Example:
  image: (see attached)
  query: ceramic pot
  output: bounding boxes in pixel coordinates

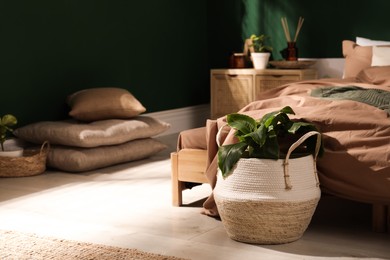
[251,52,270,69]
[0,148,24,157]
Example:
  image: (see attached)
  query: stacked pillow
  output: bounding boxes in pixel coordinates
[14,88,170,172]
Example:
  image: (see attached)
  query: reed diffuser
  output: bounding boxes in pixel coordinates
[281,17,304,61]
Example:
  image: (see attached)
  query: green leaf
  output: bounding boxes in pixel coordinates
[280,106,295,115]
[1,114,17,127]
[288,121,318,134]
[227,113,257,135]
[263,137,280,159]
[261,106,295,127]
[218,142,248,177]
[268,128,277,139]
[247,123,267,146]
[0,114,18,152]
[250,136,279,159]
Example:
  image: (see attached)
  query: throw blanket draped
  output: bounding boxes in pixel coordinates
[311,86,390,115]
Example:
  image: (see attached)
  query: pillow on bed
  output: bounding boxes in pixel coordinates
[342,40,373,78]
[14,116,170,148]
[371,46,390,66]
[356,66,390,86]
[47,138,167,172]
[67,88,146,121]
[356,37,390,46]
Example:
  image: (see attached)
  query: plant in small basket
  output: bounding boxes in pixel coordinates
[0,114,23,157]
[214,106,324,244]
[0,114,49,177]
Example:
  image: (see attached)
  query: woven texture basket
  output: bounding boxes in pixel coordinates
[0,141,49,178]
[214,131,321,244]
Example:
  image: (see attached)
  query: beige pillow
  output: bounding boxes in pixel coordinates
[371,46,390,66]
[356,66,390,86]
[14,116,170,148]
[342,40,372,78]
[67,88,146,121]
[47,138,167,172]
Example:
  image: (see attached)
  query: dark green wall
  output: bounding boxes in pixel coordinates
[1,1,209,125]
[2,0,390,126]
[209,0,390,67]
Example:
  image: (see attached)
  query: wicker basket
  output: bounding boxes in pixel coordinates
[0,141,50,178]
[214,131,322,244]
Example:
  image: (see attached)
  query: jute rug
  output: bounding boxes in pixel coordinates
[0,230,187,260]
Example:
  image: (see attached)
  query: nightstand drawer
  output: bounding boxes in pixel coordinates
[255,75,299,93]
[211,74,253,118]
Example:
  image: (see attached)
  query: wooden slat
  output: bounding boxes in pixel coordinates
[177,149,208,183]
[171,149,209,206]
[170,152,183,206]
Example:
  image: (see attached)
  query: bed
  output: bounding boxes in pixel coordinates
[171,40,390,233]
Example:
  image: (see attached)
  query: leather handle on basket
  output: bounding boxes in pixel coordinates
[283,131,322,190]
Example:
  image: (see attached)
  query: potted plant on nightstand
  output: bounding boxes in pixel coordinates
[213,106,324,244]
[0,114,23,157]
[247,34,273,69]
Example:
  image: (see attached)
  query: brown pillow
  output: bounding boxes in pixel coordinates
[356,66,390,86]
[47,138,167,172]
[14,116,170,148]
[342,40,372,78]
[67,88,146,121]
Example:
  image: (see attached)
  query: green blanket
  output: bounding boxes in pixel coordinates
[311,86,390,115]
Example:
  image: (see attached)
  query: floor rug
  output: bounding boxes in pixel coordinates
[0,230,187,260]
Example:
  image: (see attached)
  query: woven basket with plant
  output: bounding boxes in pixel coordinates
[214,106,323,244]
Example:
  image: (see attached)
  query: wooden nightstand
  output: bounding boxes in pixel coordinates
[210,68,317,119]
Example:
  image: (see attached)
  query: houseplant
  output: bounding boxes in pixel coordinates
[0,114,23,157]
[218,106,322,177]
[248,34,273,69]
[214,106,324,244]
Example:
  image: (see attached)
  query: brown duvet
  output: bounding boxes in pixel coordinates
[200,78,390,216]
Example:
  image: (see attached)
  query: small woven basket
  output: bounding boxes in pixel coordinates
[0,141,50,178]
[214,131,322,244]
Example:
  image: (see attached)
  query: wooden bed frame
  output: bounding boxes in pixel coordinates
[171,148,389,233]
[170,149,208,206]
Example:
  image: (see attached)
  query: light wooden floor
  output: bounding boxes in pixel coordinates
[0,133,389,260]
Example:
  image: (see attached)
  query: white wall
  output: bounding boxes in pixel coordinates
[301,58,345,78]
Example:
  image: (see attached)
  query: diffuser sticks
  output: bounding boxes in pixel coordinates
[281,16,304,43]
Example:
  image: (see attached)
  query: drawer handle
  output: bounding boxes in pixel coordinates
[227,74,238,77]
[271,75,283,78]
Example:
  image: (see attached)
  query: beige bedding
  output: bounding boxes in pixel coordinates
[194,77,390,216]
